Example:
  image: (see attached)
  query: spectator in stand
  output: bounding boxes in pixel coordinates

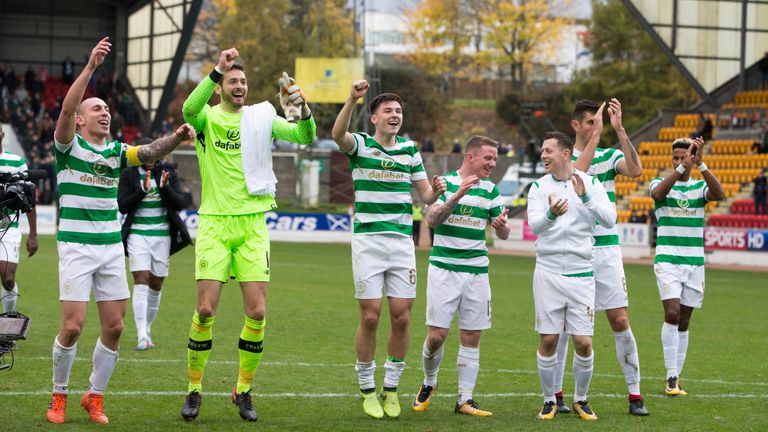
[24,66,36,93]
[35,65,48,94]
[690,112,713,141]
[451,138,462,153]
[421,137,434,153]
[629,211,648,223]
[62,56,75,84]
[758,51,768,91]
[754,169,767,215]
[38,111,55,143]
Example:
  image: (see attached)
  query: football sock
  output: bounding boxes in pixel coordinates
[661,321,679,379]
[88,338,118,395]
[146,288,162,330]
[677,330,689,378]
[553,330,569,394]
[52,336,77,394]
[355,359,376,392]
[1,283,18,312]
[383,355,405,391]
[457,345,479,406]
[187,311,215,393]
[422,341,444,387]
[614,328,641,395]
[537,351,557,404]
[132,284,149,341]
[573,351,594,402]
[236,316,265,394]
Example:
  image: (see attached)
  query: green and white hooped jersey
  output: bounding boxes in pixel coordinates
[347,132,427,236]
[55,134,129,244]
[0,150,28,233]
[572,147,624,247]
[130,168,169,237]
[429,171,505,274]
[649,177,708,266]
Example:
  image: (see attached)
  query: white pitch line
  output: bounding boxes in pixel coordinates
[2,390,766,399]
[22,357,768,388]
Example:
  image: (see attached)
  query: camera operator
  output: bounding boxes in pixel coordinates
[0,127,38,314]
[118,137,191,351]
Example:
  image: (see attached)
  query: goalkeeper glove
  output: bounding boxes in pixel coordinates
[278,72,310,122]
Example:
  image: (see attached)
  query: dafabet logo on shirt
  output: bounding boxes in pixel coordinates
[215,129,241,150]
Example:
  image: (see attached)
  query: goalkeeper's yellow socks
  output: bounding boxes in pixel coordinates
[236,316,265,394]
[187,311,215,393]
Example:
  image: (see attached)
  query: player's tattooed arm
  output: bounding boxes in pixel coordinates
[426,201,457,228]
[137,124,196,164]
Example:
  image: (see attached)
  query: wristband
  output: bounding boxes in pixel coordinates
[675,165,686,175]
[698,163,708,172]
[209,67,224,83]
[580,192,592,204]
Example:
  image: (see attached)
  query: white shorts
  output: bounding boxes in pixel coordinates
[352,234,416,299]
[0,239,20,264]
[127,234,171,277]
[58,241,130,302]
[425,264,491,331]
[594,246,628,311]
[533,267,595,336]
[654,262,705,308]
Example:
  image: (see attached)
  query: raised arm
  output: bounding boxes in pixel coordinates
[272,115,316,145]
[332,80,369,153]
[650,141,696,202]
[693,137,726,202]
[134,124,196,166]
[54,37,111,144]
[609,98,643,178]
[573,102,605,172]
[182,48,239,130]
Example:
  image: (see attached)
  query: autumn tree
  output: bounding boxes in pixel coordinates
[404,0,572,91]
[566,0,698,134]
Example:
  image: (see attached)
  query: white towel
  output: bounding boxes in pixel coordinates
[240,102,278,196]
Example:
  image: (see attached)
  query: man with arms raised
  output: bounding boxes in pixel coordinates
[179,48,315,422]
[332,80,445,419]
[412,136,509,417]
[46,37,195,425]
[649,137,724,396]
[528,131,615,421]
[554,98,648,415]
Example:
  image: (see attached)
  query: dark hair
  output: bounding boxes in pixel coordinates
[465,135,499,153]
[572,99,600,122]
[672,137,696,154]
[134,137,153,146]
[543,131,574,153]
[368,93,403,115]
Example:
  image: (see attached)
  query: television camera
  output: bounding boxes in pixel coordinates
[0,169,45,229]
[0,169,43,370]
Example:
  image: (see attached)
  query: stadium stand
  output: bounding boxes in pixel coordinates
[617,88,768,229]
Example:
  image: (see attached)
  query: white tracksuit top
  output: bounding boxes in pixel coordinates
[527,169,616,275]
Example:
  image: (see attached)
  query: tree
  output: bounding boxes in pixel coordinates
[566,0,698,134]
[404,0,572,91]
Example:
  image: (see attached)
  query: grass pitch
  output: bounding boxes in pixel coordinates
[1,236,766,431]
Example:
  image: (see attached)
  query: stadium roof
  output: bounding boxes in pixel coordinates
[0,0,202,134]
[624,0,768,103]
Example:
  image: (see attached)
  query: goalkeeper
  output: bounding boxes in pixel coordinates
[179,48,316,423]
